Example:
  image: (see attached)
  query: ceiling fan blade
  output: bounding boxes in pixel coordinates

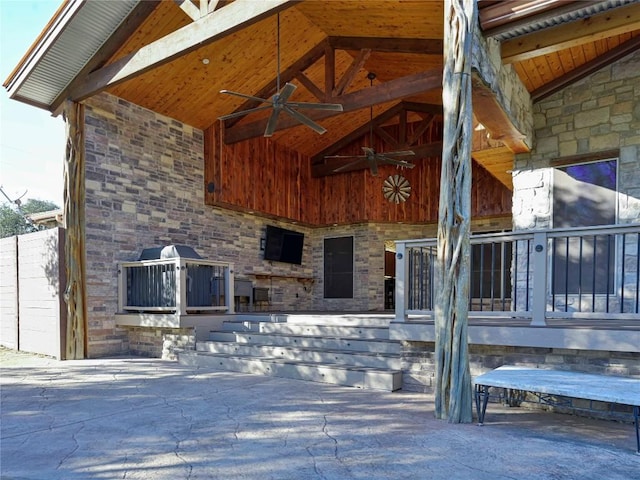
[283,106,327,135]
[361,146,375,155]
[287,101,343,111]
[277,83,297,104]
[376,156,416,168]
[220,90,270,104]
[333,158,368,173]
[218,104,273,121]
[383,150,415,157]
[324,154,367,160]
[264,109,282,137]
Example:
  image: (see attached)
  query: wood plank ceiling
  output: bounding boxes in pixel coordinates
[103,0,640,189]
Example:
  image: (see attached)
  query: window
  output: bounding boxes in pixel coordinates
[324,236,354,298]
[552,158,617,295]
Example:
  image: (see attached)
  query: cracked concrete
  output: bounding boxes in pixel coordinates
[1,349,638,480]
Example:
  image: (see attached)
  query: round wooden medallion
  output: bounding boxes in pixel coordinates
[382,174,411,203]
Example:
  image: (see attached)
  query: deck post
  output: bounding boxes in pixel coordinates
[394,242,407,322]
[176,259,187,316]
[531,232,548,326]
[117,264,126,313]
[226,264,235,314]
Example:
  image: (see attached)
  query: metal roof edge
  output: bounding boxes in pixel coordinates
[3,0,84,99]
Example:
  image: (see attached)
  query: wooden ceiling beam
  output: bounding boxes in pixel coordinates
[333,48,371,96]
[401,101,443,115]
[374,125,401,149]
[501,3,640,63]
[294,71,326,102]
[176,0,200,21]
[328,36,443,54]
[69,0,297,102]
[311,103,404,163]
[325,43,335,97]
[471,74,529,154]
[531,35,640,102]
[407,114,436,146]
[224,68,442,144]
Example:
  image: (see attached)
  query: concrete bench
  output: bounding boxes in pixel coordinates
[473,366,640,454]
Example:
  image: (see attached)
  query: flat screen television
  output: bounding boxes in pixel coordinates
[263,225,304,265]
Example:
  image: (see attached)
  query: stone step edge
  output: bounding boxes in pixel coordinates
[177,350,402,391]
[213,331,399,343]
[197,341,400,359]
[181,349,402,374]
[220,323,391,333]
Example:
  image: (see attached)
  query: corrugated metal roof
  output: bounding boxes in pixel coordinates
[6,0,139,108]
[491,0,638,41]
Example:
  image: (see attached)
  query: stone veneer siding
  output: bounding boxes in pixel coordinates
[401,342,640,419]
[127,327,195,360]
[82,93,510,357]
[513,50,640,229]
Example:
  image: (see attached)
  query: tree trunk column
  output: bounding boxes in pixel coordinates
[63,100,87,360]
[434,0,476,423]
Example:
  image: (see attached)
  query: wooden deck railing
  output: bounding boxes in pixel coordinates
[117,258,235,314]
[394,224,640,325]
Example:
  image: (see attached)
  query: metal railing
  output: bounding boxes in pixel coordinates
[394,224,640,325]
[118,258,235,314]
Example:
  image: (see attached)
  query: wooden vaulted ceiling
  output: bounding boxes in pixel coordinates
[90,0,639,188]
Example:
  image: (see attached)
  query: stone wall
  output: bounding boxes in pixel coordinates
[513,50,640,230]
[401,342,640,419]
[127,327,195,360]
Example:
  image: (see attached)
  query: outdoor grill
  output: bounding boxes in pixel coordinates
[125,245,227,312]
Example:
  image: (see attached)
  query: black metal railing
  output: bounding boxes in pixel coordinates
[118,258,234,314]
[395,224,640,325]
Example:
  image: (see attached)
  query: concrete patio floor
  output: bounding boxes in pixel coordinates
[1,348,638,480]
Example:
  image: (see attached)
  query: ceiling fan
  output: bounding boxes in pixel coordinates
[326,73,415,176]
[218,13,343,137]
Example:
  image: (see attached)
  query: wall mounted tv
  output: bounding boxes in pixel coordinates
[264,225,304,265]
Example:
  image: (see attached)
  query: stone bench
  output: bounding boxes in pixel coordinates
[473,365,640,454]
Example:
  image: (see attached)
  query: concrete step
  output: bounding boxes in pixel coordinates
[219,321,391,339]
[211,331,402,355]
[196,341,402,370]
[177,349,402,391]
[272,314,393,327]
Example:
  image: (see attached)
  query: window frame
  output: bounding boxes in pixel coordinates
[550,154,620,298]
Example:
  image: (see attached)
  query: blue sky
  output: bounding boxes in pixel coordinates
[1,0,65,206]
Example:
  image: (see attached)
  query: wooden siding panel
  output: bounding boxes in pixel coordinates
[0,236,18,350]
[204,124,511,225]
[16,229,65,360]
